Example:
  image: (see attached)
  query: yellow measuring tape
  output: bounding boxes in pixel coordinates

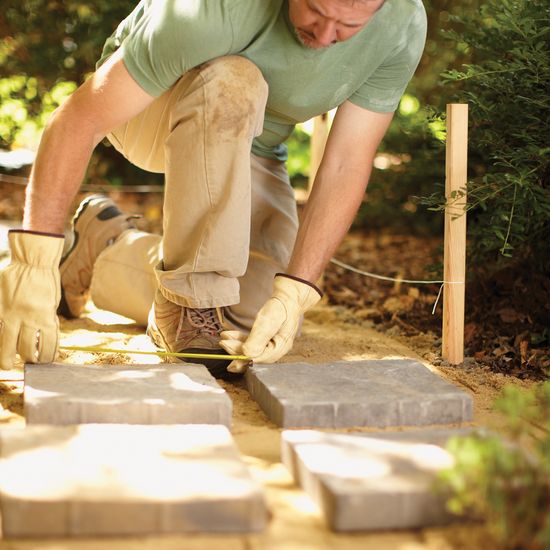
[59,345,250,361]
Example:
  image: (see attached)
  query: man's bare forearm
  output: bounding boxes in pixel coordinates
[286,102,393,284]
[286,161,371,284]
[23,104,100,233]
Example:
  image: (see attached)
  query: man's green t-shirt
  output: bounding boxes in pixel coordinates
[99,0,427,161]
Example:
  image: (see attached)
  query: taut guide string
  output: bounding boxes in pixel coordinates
[329,258,464,315]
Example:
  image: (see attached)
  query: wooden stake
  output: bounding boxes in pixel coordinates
[442,104,468,365]
[307,113,330,196]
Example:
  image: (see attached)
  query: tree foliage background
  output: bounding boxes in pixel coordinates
[1,0,549,274]
[0,0,161,186]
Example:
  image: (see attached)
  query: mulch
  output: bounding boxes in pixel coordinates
[324,231,550,381]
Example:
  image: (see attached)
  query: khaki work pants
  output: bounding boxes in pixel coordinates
[89,56,299,331]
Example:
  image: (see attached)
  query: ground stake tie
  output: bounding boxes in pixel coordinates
[60,345,250,361]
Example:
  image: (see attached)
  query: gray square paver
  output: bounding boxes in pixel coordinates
[282,428,471,531]
[246,359,472,428]
[0,424,268,537]
[25,363,232,426]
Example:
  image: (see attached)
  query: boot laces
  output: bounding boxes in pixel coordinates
[183,307,221,337]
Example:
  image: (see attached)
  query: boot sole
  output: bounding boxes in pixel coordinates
[58,196,99,318]
[58,195,123,318]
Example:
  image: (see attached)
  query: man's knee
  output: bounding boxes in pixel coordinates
[201,56,268,137]
[204,56,267,98]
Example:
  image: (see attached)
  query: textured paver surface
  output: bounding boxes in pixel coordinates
[0,424,267,537]
[25,363,232,426]
[282,428,471,531]
[246,359,473,427]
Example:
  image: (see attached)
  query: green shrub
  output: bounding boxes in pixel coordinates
[423,0,550,272]
[1,1,134,84]
[0,1,136,149]
[0,76,76,150]
[0,1,163,187]
[439,382,550,549]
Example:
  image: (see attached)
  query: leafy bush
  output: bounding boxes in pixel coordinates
[423,0,550,272]
[0,0,163,187]
[0,76,76,150]
[439,382,550,549]
[0,1,136,148]
[1,1,134,83]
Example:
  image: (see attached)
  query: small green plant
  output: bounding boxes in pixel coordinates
[439,382,550,549]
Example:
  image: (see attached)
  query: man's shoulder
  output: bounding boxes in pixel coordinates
[226,0,283,26]
[403,0,427,22]
[225,0,285,48]
[402,0,426,11]
[375,0,426,38]
[135,0,283,48]
[381,0,426,22]
[400,0,426,22]
[146,0,282,29]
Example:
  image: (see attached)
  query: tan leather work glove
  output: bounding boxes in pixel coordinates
[220,273,322,371]
[0,230,64,369]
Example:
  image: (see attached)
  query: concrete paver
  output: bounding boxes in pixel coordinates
[0,424,268,537]
[246,359,472,427]
[25,363,232,426]
[282,428,471,531]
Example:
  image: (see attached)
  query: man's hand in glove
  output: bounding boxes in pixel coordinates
[0,230,64,369]
[220,273,322,372]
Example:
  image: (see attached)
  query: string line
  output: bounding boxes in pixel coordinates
[329,258,464,314]
[330,258,463,285]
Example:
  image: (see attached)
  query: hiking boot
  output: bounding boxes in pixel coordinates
[59,194,139,318]
[147,290,237,379]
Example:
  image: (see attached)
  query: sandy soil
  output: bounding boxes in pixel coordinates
[0,300,534,550]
